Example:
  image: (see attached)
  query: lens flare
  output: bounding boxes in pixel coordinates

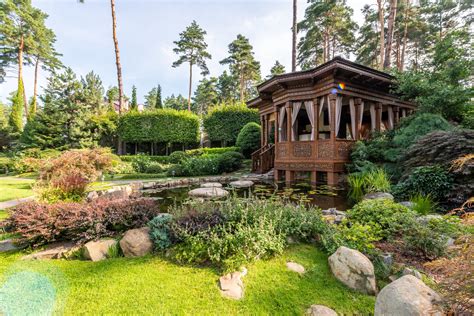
[338,83,346,90]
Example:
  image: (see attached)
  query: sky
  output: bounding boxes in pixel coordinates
[0,0,366,104]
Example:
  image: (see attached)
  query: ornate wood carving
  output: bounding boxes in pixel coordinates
[318,142,334,159]
[277,144,288,158]
[293,143,312,157]
[337,141,353,160]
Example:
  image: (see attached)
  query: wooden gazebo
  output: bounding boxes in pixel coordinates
[248,57,415,186]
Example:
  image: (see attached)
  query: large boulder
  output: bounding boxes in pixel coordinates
[188,187,229,198]
[83,239,117,262]
[200,182,223,188]
[0,239,18,253]
[375,275,444,316]
[306,305,337,316]
[219,270,246,300]
[363,192,394,201]
[229,180,254,188]
[328,246,377,295]
[120,227,153,257]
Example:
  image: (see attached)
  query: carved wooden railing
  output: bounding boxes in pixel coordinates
[251,143,275,174]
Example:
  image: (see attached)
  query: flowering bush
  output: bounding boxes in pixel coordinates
[4,198,159,247]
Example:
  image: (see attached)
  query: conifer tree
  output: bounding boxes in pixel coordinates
[9,79,24,133]
[155,85,163,109]
[131,85,137,110]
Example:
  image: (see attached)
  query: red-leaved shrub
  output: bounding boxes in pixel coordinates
[3,198,160,247]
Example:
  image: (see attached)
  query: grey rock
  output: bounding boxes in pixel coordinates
[86,191,99,201]
[380,253,393,267]
[375,275,444,316]
[334,215,345,224]
[22,242,79,260]
[286,261,305,274]
[306,305,338,316]
[229,180,254,188]
[402,267,422,280]
[418,215,443,225]
[219,271,245,300]
[0,239,18,252]
[83,239,117,261]
[328,246,377,295]
[188,187,229,198]
[399,201,415,209]
[363,192,394,201]
[120,227,153,257]
[200,182,223,188]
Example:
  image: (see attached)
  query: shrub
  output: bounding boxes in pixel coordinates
[0,156,13,174]
[410,194,437,215]
[321,222,382,255]
[168,151,189,164]
[348,168,391,202]
[36,148,113,202]
[148,214,174,251]
[347,199,410,238]
[166,163,186,177]
[185,147,240,156]
[4,198,159,247]
[131,154,152,173]
[393,165,452,201]
[217,151,244,173]
[120,155,170,164]
[118,109,199,144]
[236,122,261,158]
[181,155,220,176]
[203,104,259,145]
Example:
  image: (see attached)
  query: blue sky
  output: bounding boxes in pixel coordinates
[0,0,365,104]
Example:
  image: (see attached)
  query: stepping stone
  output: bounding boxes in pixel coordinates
[363,192,394,200]
[286,261,305,274]
[219,270,245,300]
[306,305,337,316]
[229,180,254,188]
[188,187,229,198]
[0,239,18,252]
[200,182,223,188]
[21,242,79,260]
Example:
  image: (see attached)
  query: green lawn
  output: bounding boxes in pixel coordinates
[0,177,35,202]
[0,244,375,315]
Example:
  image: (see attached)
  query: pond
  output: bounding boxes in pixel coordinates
[142,181,351,212]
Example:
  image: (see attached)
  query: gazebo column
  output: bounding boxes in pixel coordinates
[394,106,400,126]
[314,98,320,140]
[285,102,294,186]
[375,103,382,132]
[327,172,338,187]
[260,115,265,147]
[329,94,337,140]
[274,108,279,143]
[354,98,362,140]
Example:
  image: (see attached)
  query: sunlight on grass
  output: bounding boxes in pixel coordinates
[0,245,375,314]
[0,178,35,202]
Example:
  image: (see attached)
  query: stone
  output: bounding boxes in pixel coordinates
[380,253,393,267]
[363,192,394,201]
[229,180,254,188]
[306,305,338,316]
[328,246,377,295]
[120,227,153,257]
[83,239,117,262]
[417,214,443,225]
[286,261,305,274]
[142,182,156,190]
[86,190,99,201]
[219,271,245,300]
[96,186,133,202]
[334,214,345,224]
[22,242,79,260]
[375,275,444,316]
[0,239,18,252]
[188,187,229,198]
[402,267,422,280]
[399,201,415,209]
[200,182,223,188]
[445,237,455,247]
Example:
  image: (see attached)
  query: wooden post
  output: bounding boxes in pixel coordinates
[394,106,400,125]
[275,109,279,143]
[354,98,362,140]
[327,172,339,187]
[260,115,265,147]
[274,169,280,182]
[285,170,294,186]
[311,170,317,188]
[313,98,319,140]
[375,103,382,132]
[286,102,292,142]
[329,94,337,140]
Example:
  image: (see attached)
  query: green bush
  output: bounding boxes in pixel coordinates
[393,165,452,201]
[217,151,244,173]
[166,164,186,177]
[120,155,170,164]
[321,223,382,255]
[131,154,152,173]
[410,194,437,215]
[168,151,189,164]
[185,147,240,156]
[148,214,174,251]
[181,155,220,176]
[348,168,391,202]
[347,199,410,238]
[118,109,199,144]
[203,104,259,145]
[236,122,261,158]
[0,156,13,174]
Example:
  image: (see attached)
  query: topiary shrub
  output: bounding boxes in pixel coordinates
[168,151,189,164]
[185,147,240,156]
[203,104,259,146]
[217,151,244,173]
[236,122,261,158]
[393,165,453,201]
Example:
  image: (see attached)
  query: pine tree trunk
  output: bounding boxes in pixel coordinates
[110,0,124,114]
[32,56,40,116]
[292,0,297,72]
[377,0,385,69]
[400,1,409,71]
[188,62,193,111]
[384,0,398,69]
[18,35,28,116]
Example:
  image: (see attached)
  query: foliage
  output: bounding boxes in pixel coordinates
[236,122,261,158]
[144,85,163,109]
[192,77,218,115]
[347,199,410,239]
[268,60,285,78]
[220,34,261,102]
[347,168,391,202]
[148,213,174,251]
[120,155,169,164]
[177,155,220,176]
[321,223,381,255]
[130,85,137,110]
[163,94,188,111]
[393,165,452,201]
[216,151,244,173]
[36,148,113,202]
[203,104,259,145]
[130,154,165,174]
[410,194,437,215]
[168,151,189,164]
[8,82,24,133]
[4,198,159,247]
[185,146,239,156]
[118,109,199,144]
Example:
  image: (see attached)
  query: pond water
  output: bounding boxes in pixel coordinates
[142,181,351,212]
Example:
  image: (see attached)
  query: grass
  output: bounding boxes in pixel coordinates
[0,177,35,202]
[0,244,375,315]
[410,194,437,215]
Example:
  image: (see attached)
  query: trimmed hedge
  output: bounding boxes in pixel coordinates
[203,104,259,144]
[118,109,199,143]
[185,146,240,156]
[120,155,170,164]
[236,122,261,158]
